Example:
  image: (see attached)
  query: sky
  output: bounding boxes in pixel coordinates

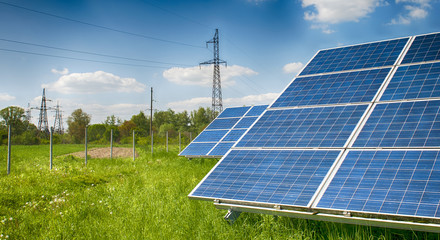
[0,0,439,128]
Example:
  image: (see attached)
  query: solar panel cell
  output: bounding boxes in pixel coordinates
[208,142,235,156]
[402,33,440,64]
[353,100,440,148]
[317,150,440,218]
[300,38,408,76]
[206,118,241,130]
[191,150,340,207]
[237,105,367,148]
[192,130,228,143]
[217,106,251,118]
[179,142,218,156]
[273,69,390,108]
[381,62,440,101]
[246,105,268,116]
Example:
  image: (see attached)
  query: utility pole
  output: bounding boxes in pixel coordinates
[150,87,153,154]
[200,29,227,118]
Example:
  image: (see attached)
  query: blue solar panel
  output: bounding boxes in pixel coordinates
[217,106,251,118]
[380,62,440,101]
[237,105,368,148]
[179,105,267,157]
[300,38,408,76]
[223,129,247,142]
[206,118,241,130]
[234,117,258,129]
[353,100,440,148]
[180,143,218,156]
[208,142,235,156]
[246,105,268,117]
[402,33,440,64]
[192,130,228,143]
[317,150,440,218]
[190,149,340,207]
[272,69,390,108]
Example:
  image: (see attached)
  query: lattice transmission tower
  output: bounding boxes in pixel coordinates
[33,88,50,133]
[200,29,227,118]
[52,101,64,134]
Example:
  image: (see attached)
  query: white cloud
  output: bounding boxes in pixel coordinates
[167,93,278,112]
[283,62,305,75]
[0,93,16,102]
[390,0,431,24]
[51,68,69,75]
[42,71,146,94]
[163,65,258,87]
[301,0,383,33]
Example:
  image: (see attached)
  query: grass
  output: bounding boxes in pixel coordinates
[0,144,439,239]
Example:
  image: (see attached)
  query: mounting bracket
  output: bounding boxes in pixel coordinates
[224,209,241,225]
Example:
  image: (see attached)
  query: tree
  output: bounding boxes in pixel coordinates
[67,109,91,143]
[190,107,213,133]
[119,120,136,138]
[87,124,106,142]
[104,115,122,126]
[131,111,149,136]
[0,106,31,136]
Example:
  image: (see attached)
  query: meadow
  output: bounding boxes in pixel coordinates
[0,144,439,239]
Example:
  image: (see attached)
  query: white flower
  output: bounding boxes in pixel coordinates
[9,217,12,221]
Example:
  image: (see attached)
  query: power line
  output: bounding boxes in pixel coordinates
[0,38,192,67]
[0,1,205,49]
[0,48,170,68]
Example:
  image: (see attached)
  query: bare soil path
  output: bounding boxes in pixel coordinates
[68,147,138,159]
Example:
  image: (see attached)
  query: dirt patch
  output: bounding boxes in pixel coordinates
[68,147,138,159]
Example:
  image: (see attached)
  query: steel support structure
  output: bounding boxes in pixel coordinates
[200,29,227,118]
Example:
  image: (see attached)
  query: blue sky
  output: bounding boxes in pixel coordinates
[0,0,439,127]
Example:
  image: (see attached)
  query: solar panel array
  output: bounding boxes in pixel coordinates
[189,32,440,230]
[179,105,268,158]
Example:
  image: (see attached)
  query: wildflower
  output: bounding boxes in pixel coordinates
[99,200,102,204]
[110,211,113,215]
[9,217,12,221]
[41,195,45,198]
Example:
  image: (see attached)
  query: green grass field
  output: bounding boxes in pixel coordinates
[0,144,439,239]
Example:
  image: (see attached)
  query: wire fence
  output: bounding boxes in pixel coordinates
[3,125,193,175]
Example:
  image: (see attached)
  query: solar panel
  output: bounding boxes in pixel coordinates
[179,142,217,156]
[179,105,267,158]
[317,150,440,219]
[353,100,440,148]
[234,117,258,129]
[190,149,341,207]
[217,106,251,118]
[402,33,440,64]
[208,142,235,156]
[380,62,440,101]
[300,38,408,76]
[237,105,367,148]
[272,68,391,108]
[192,130,228,143]
[246,105,269,116]
[189,33,440,231]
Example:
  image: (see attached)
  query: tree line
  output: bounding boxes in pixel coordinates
[0,106,216,145]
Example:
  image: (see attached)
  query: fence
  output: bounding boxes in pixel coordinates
[3,125,193,175]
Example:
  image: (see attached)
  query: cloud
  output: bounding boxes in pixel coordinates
[390,0,430,24]
[167,92,278,112]
[0,93,16,102]
[43,71,146,94]
[301,0,383,33]
[283,62,305,75]
[51,68,69,75]
[163,65,258,87]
